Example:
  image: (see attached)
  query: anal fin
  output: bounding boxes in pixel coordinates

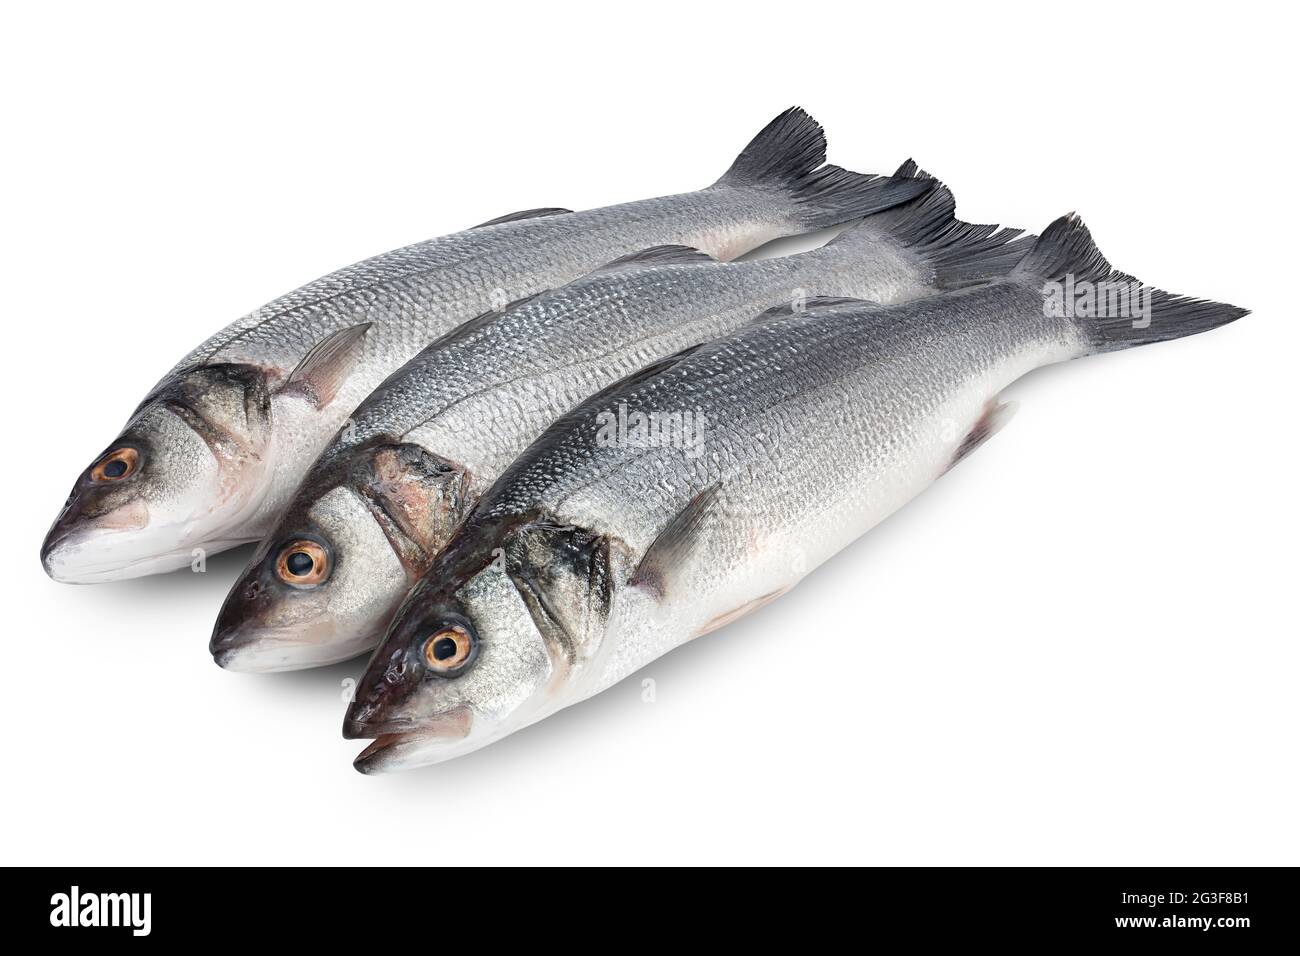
[945,397,1017,474]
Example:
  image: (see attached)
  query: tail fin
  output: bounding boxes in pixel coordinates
[829,160,1034,288]
[716,107,929,229]
[1014,214,1248,352]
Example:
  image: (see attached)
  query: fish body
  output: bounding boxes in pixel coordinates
[344,215,1247,772]
[211,173,1032,670]
[42,108,926,583]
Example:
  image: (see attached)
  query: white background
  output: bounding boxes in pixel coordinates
[2,2,1294,865]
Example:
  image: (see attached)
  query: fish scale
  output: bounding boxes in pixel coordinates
[46,107,927,584]
[211,169,1031,671]
[343,214,1246,771]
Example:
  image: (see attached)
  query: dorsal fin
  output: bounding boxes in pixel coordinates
[892,158,936,181]
[752,295,874,323]
[472,207,573,229]
[280,323,371,408]
[590,245,717,274]
[629,483,722,600]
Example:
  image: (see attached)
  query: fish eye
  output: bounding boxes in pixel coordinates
[422,624,476,675]
[90,447,139,483]
[275,539,330,588]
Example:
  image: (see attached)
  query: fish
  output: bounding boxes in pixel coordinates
[40,107,928,583]
[342,213,1247,772]
[209,166,1033,671]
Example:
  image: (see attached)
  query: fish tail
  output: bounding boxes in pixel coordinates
[716,107,929,228]
[1013,214,1249,352]
[829,161,1034,288]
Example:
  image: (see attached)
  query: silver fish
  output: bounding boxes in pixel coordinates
[343,214,1247,772]
[41,108,926,583]
[210,167,1031,671]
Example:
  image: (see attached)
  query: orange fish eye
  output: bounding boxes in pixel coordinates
[275,539,330,587]
[422,624,475,674]
[90,447,140,482]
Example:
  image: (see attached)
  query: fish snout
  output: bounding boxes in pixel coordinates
[342,603,480,748]
[210,589,314,673]
[209,619,265,672]
[40,518,78,582]
[209,557,311,671]
[212,622,373,672]
[210,562,275,668]
[40,497,151,583]
[211,559,383,672]
[343,639,426,738]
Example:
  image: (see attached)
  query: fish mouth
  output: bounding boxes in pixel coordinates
[343,716,416,740]
[346,708,475,774]
[39,500,207,584]
[211,618,375,673]
[43,532,252,584]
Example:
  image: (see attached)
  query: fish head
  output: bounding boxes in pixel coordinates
[344,513,617,772]
[41,363,273,583]
[210,442,473,671]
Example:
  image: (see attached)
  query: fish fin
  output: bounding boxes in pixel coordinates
[1012,212,1112,286]
[715,107,929,229]
[752,295,874,323]
[590,245,717,274]
[280,323,371,408]
[1014,214,1248,352]
[550,346,712,439]
[892,159,934,180]
[580,343,708,408]
[945,399,1018,474]
[629,483,722,600]
[830,163,1032,289]
[698,587,790,637]
[472,207,573,228]
[428,292,545,349]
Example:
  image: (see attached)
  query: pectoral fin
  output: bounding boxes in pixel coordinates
[280,323,371,409]
[629,483,722,601]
